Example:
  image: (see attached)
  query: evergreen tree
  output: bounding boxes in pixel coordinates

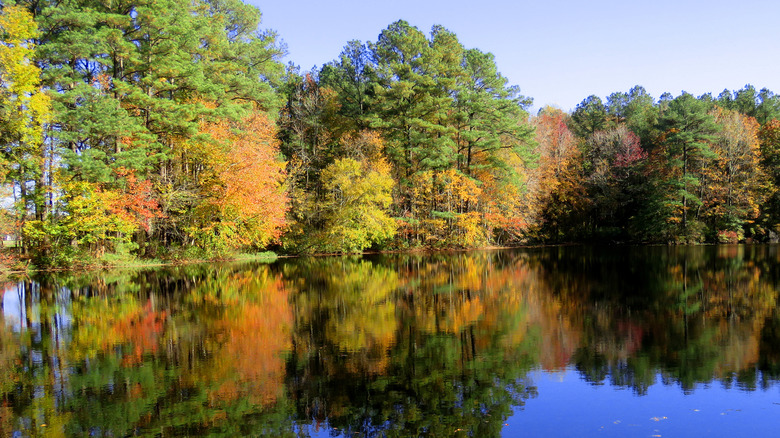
[649,93,719,242]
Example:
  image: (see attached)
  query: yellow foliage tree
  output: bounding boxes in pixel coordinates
[24,180,138,263]
[401,169,486,247]
[0,5,50,153]
[0,5,51,236]
[317,156,396,252]
[475,148,530,245]
[702,107,769,238]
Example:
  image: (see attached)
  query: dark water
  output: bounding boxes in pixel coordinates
[2,245,780,437]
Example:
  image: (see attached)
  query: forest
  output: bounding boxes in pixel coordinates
[3,0,780,268]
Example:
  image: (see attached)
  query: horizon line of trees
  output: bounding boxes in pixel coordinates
[3,0,780,267]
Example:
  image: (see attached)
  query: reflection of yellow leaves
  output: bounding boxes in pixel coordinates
[0,314,20,395]
[291,260,400,375]
[336,307,396,374]
[416,297,484,334]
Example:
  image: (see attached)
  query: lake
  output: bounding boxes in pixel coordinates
[2,245,780,436]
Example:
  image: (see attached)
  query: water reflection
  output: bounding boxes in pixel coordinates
[1,245,780,436]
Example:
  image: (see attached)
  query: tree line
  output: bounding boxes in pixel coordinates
[531,86,780,244]
[3,0,780,266]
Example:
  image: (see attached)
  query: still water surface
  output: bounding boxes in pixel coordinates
[2,245,780,436]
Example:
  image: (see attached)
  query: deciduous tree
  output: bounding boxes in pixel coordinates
[700,108,767,238]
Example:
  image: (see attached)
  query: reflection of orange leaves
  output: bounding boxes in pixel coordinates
[416,294,485,333]
[212,291,292,406]
[713,319,759,375]
[114,300,167,366]
[525,285,580,371]
[125,383,145,402]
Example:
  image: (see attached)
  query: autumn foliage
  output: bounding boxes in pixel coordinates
[525,107,588,241]
[192,111,288,255]
[7,0,780,266]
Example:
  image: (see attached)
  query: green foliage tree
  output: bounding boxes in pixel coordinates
[716,85,780,124]
[369,21,458,186]
[12,0,285,263]
[319,40,376,135]
[611,86,657,147]
[287,21,536,250]
[649,92,719,242]
[453,48,534,178]
[584,125,648,239]
[570,95,607,138]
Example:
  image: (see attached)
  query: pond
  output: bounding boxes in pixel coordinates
[1,245,780,436]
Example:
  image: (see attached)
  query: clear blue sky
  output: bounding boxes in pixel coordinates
[249,0,780,112]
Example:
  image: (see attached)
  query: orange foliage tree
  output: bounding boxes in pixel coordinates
[526,107,588,241]
[190,111,288,255]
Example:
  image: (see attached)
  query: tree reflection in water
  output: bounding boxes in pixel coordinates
[1,245,780,436]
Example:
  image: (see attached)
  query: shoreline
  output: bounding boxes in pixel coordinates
[3,240,774,277]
